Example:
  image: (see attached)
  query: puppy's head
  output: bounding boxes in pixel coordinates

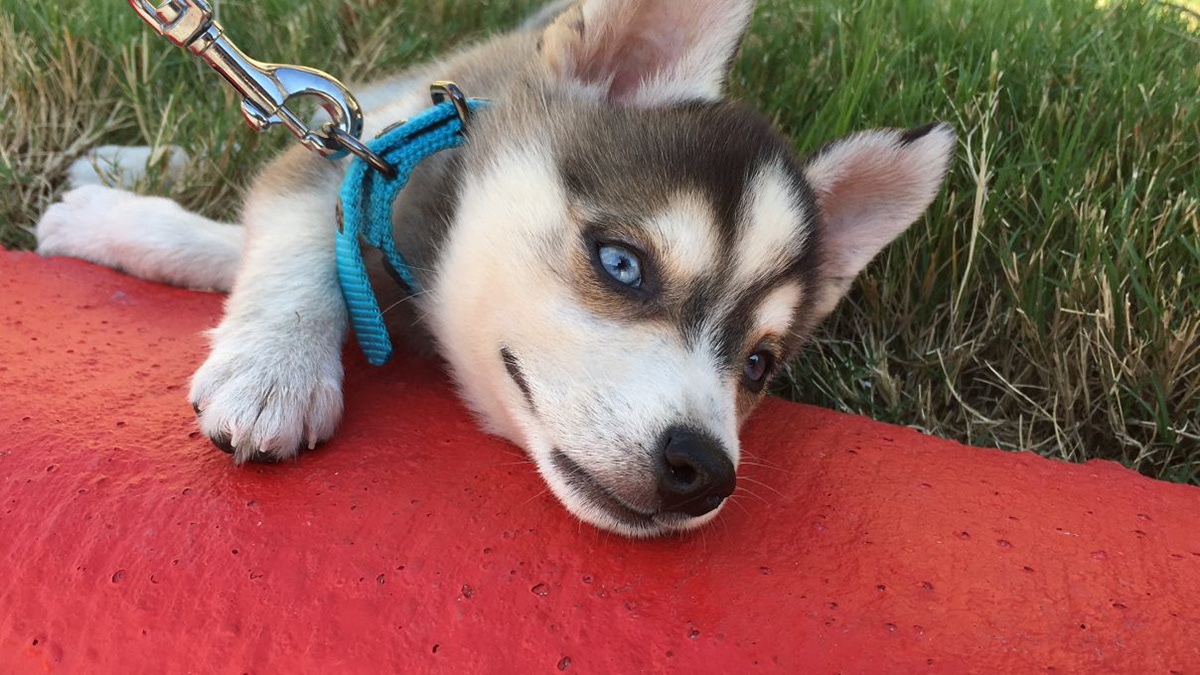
[429,0,955,537]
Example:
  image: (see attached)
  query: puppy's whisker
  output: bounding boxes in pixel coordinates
[489,460,537,469]
[726,496,751,517]
[732,485,768,504]
[740,476,786,499]
[395,263,437,274]
[379,290,431,317]
[497,447,528,461]
[517,488,550,508]
[739,460,789,474]
[740,450,787,471]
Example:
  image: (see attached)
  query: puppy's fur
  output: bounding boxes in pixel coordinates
[36,0,954,537]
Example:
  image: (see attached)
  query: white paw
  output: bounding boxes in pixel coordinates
[36,185,129,260]
[35,185,242,291]
[189,325,344,463]
[36,185,167,264]
[67,144,189,190]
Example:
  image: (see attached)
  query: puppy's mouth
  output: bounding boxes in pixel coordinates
[501,347,694,535]
[551,450,688,532]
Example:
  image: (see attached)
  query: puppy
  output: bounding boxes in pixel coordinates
[36,0,954,537]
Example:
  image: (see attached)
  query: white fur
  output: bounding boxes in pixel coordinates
[650,193,720,281]
[754,283,803,337]
[429,145,568,448]
[189,187,350,463]
[618,0,755,107]
[36,183,242,292]
[735,161,810,285]
[177,73,438,463]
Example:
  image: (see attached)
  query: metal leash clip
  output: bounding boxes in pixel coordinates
[430,81,473,128]
[128,0,387,168]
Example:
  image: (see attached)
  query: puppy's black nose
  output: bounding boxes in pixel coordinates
[657,427,736,517]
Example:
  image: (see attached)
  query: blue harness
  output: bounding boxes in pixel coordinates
[336,96,486,366]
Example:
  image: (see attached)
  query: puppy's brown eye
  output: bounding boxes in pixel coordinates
[744,350,775,391]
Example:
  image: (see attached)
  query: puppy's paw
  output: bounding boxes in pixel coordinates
[189,334,344,463]
[36,185,145,263]
[35,185,194,267]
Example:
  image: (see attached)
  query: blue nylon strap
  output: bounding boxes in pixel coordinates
[336,99,485,366]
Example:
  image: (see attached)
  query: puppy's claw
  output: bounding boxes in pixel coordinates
[211,433,236,455]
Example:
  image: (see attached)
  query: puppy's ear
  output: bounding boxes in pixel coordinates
[805,123,956,319]
[539,0,754,107]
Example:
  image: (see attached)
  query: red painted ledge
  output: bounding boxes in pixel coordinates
[1,250,1198,673]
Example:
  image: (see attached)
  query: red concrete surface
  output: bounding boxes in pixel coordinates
[1,249,1198,673]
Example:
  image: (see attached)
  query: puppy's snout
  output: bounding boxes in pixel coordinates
[657,427,736,517]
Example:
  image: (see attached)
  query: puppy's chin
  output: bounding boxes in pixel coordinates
[578,503,722,539]
[562,490,724,539]
[529,445,724,539]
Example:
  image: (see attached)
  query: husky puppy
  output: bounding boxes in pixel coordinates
[35,0,954,537]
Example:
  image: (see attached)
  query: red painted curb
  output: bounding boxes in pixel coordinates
[1,250,1198,673]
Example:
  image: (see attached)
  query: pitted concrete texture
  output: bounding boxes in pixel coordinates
[2,250,1198,673]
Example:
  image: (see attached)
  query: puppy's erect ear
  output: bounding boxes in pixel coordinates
[805,123,956,319]
[540,0,754,107]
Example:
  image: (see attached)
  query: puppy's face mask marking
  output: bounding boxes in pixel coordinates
[426,0,955,537]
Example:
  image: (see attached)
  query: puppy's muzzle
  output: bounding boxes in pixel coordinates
[657,426,736,517]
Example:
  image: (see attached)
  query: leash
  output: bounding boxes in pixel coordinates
[337,84,486,366]
[129,1,485,366]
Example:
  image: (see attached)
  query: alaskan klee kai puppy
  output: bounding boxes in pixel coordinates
[35,0,954,537]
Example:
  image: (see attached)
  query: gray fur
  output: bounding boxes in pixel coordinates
[382,27,821,371]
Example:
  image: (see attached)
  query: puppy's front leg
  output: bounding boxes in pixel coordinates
[190,149,348,462]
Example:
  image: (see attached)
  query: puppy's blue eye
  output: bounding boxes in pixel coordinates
[598,244,642,288]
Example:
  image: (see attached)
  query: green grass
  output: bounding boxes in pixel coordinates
[1,1,1197,481]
